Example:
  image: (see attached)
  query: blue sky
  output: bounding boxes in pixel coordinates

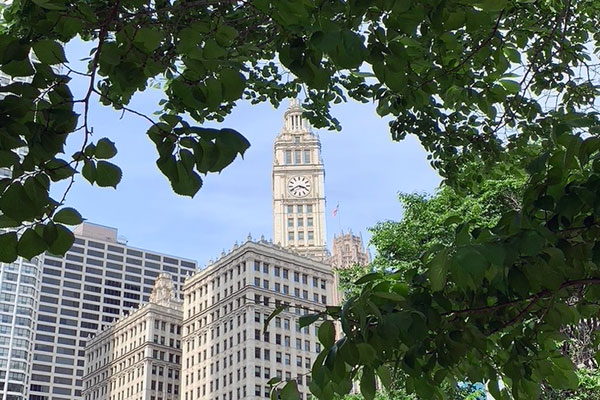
[52,42,441,265]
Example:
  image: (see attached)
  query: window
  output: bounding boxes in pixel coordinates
[308,231,314,241]
[287,218,293,228]
[302,274,308,284]
[263,280,269,289]
[283,285,289,294]
[254,277,260,287]
[287,205,293,214]
[294,150,301,164]
[306,204,313,213]
[283,269,289,279]
[297,205,303,214]
[298,231,304,241]
[307,217,313,227]
[294,272,300,282]
[312,277,318,287]
[297,218,304,227]
[274,267,280,277]
[255,347,261,359]
[303,149,311,164]
[263,263,269,274]
[288,232,294,241]
[254,262,260,271]
[275,283,281,292]
[284,150,292,164]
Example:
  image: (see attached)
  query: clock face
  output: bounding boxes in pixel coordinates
[288,176,311,197]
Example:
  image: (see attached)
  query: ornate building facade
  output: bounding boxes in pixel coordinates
[329,231,371,270]
[82,274,183,400]
[179,239,334,400]
[272,100,328,261]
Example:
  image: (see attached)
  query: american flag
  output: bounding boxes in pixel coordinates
[332,203,339,217]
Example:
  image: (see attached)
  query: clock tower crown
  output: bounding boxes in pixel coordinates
[272,100,328,261]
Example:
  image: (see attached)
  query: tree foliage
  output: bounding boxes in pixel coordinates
[370,172,524,272]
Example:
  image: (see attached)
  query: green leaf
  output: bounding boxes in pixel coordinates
[17,228,48,259]
[94,138,118,159]
[134,27,164,52]
[354,272,382,285]
[204,39,227,59]
[46,158,76,182]
[32,40,67,64]
[0,182,37,221]
[299,313,321,328]
[428,249,448,291]
[373,291,405,301]
[1,58,35,77]
[95,161,122,188]
[360,367,376,400]
[451,246,489,288]
[280,380,299,400]
[500,79,521,94]
[318,320,335,348]
[376,365,392,389]
[82,160,96,184]
[220,68,246,101]
[53,207,83,225]
[170,160,203,197]
[0,232,18,263]
[47,224,74,255]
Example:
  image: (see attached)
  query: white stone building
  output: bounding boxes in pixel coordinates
[180,239,335,400]
[83,273,183,400]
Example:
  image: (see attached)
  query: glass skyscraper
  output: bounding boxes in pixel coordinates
[0,257,42,400]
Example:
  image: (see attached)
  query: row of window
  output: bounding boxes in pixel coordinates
[286,204,313,214]
[72,238,195,268]
[287,230,315,242]
[284,149,311,165]
[252,279,327,304]
[253,261,327,289]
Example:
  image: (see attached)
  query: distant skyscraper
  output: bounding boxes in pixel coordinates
[272,100,328,261]
[83,273,183,400]
[0,256,42,400]
[180,239,335,400]
[29,222,196,400]
[329,231,370,270]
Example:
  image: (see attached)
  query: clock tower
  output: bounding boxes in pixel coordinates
[272,99,328,260]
